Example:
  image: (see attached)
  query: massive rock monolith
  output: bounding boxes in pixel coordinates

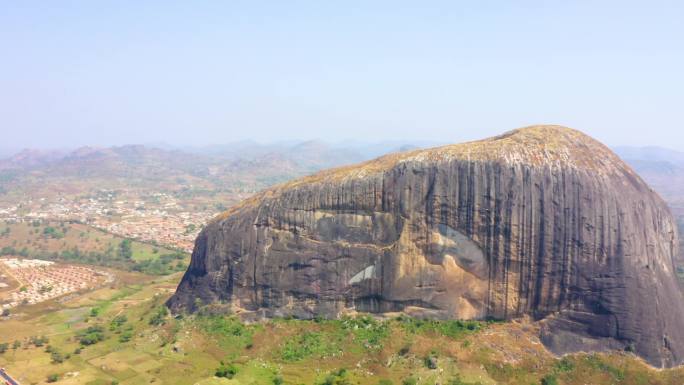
[168,125,684,367]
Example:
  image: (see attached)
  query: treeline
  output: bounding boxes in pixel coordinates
[0,243,187,276]
[131,252,187,275]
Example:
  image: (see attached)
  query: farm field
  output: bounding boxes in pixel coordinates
[2,271,684,385]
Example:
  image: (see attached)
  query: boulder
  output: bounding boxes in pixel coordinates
[169,125,684,367]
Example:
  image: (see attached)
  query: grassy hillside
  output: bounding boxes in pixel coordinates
[1,272,683,385]
[0,221,188,275]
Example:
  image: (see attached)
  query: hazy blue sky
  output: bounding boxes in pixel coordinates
[1,1,683,150]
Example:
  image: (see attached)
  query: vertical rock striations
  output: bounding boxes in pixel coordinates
[168,125,684,367]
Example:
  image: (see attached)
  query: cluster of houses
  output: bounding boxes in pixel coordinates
[0,191,217,252]
[91,207,212,252]
[0,258,108,309]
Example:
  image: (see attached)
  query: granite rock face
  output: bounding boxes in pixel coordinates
[168,125,684,367]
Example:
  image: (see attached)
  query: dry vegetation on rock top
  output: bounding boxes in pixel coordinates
[221,125,638,217]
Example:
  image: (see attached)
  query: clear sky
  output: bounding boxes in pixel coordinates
[1,1,683,150]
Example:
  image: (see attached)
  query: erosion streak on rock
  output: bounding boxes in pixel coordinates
[169,125,684,368]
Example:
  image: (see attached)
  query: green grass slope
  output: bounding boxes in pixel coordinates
[1,272,683,385]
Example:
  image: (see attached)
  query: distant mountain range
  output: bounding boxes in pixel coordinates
[0,140,436,170]
[3,141,683,210]
[0,140,432,204]
[613,146,684,215]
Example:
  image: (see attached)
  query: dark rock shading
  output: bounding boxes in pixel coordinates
[168,125,684,368]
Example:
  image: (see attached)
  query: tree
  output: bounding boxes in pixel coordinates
[12,340,21,350]
[118,239,133,259]
[51,350,65,364]
[0,342,9,354]
[118,331,133,343]
[78,325,105,346]
[110,315,127,330]
[43,226,64,239]
[184,224,196,235]
[30,335,49,347]
[215,362,238,379]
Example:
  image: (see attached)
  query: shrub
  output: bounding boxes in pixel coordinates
[47,373,59,383]
[78,325,106,345]
[281,331,338,362]
[340,315,390,350]
[398,344,411,356]
[318,369,350,385]
[118,330,133,343]
[541,375,558,385]
[51,350,65,364]
[149,306,169,326]
[43,226,64,239]
[402,377,417,385]
[378,380,394,385]
[584,354,625,381]
[447,376,481,385]
[424,351,438,369]
[29,335,49,347]
[198,315,255,350]
[79,334,101,345]
[554,357,574,372]
[273,375,284,385]
[321,375,336,385]
[397,316,484,339]
[215,362,238,379]
[0,342,8,354]
[110,315,127,329]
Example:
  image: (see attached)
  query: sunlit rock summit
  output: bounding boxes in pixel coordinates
[169,125,684,367]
